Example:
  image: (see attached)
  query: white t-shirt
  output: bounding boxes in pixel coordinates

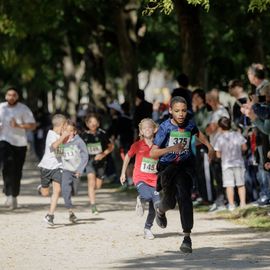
[208,105,230,144]
[38,130,62,170]
[0,102,36,146]
[214,131,246,170]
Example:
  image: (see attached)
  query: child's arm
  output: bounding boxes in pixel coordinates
[196,131,215,161]
[120,154,131,185]
[215,150,221,158]
[51,130,70,150]
[94,142,114,161]
[150,143,184,159]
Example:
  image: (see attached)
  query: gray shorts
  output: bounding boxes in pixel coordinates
[85,160,107,180]
[222,167,245,187]
[40,168,62,188]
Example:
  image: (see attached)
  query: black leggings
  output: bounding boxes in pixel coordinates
[0,141,27,197]
[158,162,194,233]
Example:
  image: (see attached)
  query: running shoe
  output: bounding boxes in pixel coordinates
[69,212,78,223]
[180,236,192,253]
[44,214,54,226]
[91,205,99,215]
[144,228,155,240]
[155,208,167,228]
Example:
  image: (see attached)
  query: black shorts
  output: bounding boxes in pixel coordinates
[85,160,107,180]
[40,168,62,188]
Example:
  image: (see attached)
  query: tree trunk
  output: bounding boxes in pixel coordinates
[62,36,85,118]
[111,0,139,107]
[174,0,205,87]
[84,41,108,110]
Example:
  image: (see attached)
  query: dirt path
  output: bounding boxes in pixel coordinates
[0,158,270,270]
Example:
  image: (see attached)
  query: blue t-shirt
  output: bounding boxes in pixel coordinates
[153,118,199,164]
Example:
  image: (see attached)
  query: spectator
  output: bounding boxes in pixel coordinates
[133,89,153,132]
[0,87,36,209]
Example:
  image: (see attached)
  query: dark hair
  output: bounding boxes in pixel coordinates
[176,73,189,88]
[121,101,130,114]
[85,112,100,124]
[218,116,231,130]
[170,96,187,107]
[136,89,145,100]
[248,63,265,80]
[228,79,243,89]
[192,88,206,104]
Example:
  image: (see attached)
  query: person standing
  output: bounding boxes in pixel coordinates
[0,87,36,209]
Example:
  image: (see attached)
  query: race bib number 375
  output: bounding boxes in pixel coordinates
[168,131,191,150]
[140,157,158,174]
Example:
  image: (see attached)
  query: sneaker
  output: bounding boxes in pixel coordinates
[44,214,54,226]
[135,196,145,217]
[37,185,42,195]
[144,228,155,240]
[11,197,18,209]
[91,205,99,215]
[180,236,192,253]
[155,208,167,228]
[257,196,270,207]
[208,203,217,212]
[228,204,236,212]
[4,195,12,207]
[69,212,78,223]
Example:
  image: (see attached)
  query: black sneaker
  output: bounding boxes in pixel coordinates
[180,236,192,253]
[44,214,54,226]
[69,212,78,223]
[155,208,167,228]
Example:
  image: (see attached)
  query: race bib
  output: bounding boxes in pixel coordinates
[55,144,64,158]
[140,157,158,174]
[168,131,191,150]
[87,142,102,155]
[63,145,77,160]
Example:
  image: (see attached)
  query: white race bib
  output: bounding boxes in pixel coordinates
[140,157,158,174]
[87,142,102,155]
[63,145,77,160]
[168,131,191,150]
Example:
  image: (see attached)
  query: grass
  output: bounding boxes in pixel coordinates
[214,206,270,231]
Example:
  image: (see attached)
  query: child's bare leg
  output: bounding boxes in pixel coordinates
[237,185,246,207]
[87,173,96,204]
[48,181,61,215]
[40,187,50,197]
[226,186,235,206]
[96,178,103,189]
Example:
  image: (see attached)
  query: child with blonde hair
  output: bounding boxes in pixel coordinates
[120,118,160,240]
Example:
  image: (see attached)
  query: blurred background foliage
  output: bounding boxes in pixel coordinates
[0,0,270,114]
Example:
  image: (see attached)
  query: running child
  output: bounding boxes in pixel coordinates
[150,96,215,253]
[80,113,114,214]
[214,116,247,211]
[56,120,88,222]
[120,118,159,240]
[38,114,67,225]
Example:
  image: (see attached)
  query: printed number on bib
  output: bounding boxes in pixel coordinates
[55,145,64,157]
[63,145,77,160]
[140,158,158,174]
[87,142,102,155]
[168,131,191,150]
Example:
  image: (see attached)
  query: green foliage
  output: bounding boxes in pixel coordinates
[249,0,270,11]
[142,0,174,15]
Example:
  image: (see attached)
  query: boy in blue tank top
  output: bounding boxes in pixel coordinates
[150,96,215,253]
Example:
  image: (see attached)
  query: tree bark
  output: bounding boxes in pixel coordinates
[111,0,139,107]
[174,0,205,86]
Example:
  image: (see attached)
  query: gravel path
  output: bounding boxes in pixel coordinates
[0,158,270,270]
